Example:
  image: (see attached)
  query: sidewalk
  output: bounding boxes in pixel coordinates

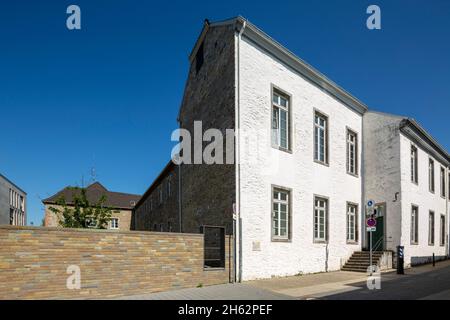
[114,260,450,300]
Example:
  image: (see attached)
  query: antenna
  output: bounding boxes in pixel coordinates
[91,167,96,183]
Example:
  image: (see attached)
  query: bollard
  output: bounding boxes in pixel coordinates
[397,245,404,275]
[433,253,435,267]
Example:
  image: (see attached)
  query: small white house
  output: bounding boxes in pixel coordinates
[363,111,449,267]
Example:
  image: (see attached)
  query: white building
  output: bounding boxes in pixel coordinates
[364,112,449,267]
[151,16,450,281]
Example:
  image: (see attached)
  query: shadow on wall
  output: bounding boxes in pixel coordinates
[411,255,448,267]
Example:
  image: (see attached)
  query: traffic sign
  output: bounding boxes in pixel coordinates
[366,218,377,227]
[367,226,376,232]
[367,200,375,207]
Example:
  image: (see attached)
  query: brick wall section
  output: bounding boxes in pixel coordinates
[178,23,236,234]
[0,226,233,299]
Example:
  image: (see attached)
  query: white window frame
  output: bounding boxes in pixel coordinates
[429,158,435,193]
[314,111,328,165]
[314,196,328,242]
[440,167,446,198]
[411,145,418,184]
[271,187,290,241]
[346,129,358,175]
[271,90,290,151]
[440,214,446,246]
[110,218,119,230]
[346,203,358,243]
[428,211,435,246]
[411,205,419,244]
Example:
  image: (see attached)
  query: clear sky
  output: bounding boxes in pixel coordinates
[1,0,449,226]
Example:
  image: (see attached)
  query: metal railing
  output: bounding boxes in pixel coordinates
[372,236,384,252]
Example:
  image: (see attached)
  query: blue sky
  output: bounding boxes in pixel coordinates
[1,0,449,225]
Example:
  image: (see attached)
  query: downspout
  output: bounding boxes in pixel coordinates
[178,118,183,233]
[234,18,246,283]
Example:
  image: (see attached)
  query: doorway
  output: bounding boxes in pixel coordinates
[368,203,385,251]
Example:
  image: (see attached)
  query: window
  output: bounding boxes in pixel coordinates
[440,167,446,198]
[346,203,358,243]
[411,205,419,244]
[411,145,418,184]
[110,218,119,230]
[440,215,445,246]
[271,90,290,150]
[314,111,328,164]
[150,197,153,211]
[195,42,204,74]
[428,211,435,245]
[346,129,358,175]
[314,196,328,242]
[168,221,172,232]
[429,158,435,192]
[272,188,290,240]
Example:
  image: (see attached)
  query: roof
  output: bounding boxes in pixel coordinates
[135,160,176,208]
[399,118,450,165]
[0,173,27,195]
[42,182,141,210]
[185,16,369,116]
[366,111,450,165]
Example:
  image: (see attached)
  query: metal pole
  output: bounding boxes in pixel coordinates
[370,231,372,271]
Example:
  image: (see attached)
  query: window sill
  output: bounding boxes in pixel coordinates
[428,243,435,246]
[313,240,328,244]
[346,171,359,178]
[346,241,359,245]
[271,145,292,154]
[314,160,329,167]
[411,242,418,245]
[271,238,291,243]
[203,267,225,271]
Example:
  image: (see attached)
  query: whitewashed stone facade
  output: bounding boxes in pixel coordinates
[364,112,449,267]
[170,16,449,280]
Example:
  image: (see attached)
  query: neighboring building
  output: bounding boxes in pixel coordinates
[43,182,140,231]
[134,161,179,232]
[134,17,449,281]
[363,112,449,267]
[0,173,26,226]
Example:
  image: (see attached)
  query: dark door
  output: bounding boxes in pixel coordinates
[371,216,384,251]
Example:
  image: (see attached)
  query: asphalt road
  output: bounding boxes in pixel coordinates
[322,263,450,300]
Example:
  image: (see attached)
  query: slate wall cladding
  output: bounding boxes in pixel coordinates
[178,23,236,235]
[0,226,232,299]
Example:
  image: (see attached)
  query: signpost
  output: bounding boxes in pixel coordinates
[366,200,375,274]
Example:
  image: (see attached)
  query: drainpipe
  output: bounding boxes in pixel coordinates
[177,118,183,233]
[234,18,246,283]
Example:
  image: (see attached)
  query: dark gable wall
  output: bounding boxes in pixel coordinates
[134,24,236,235]
[178,24,236,235]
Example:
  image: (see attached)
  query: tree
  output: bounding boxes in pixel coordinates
[49,187,113,229]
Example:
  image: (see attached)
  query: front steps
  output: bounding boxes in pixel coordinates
[342,251,386,272]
